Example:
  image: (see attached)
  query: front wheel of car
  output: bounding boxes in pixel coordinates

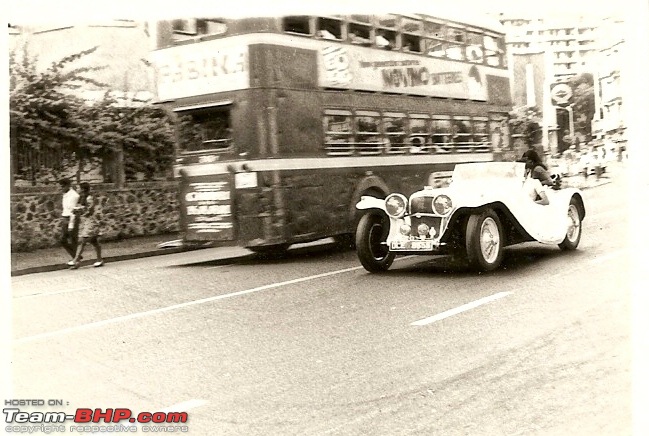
[465,209,504,272]
[559,198,582,250]
[355,212,395,273]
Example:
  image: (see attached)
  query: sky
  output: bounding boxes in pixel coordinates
[3,0,639,23]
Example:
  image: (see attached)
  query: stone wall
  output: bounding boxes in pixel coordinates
[10,182,180,252]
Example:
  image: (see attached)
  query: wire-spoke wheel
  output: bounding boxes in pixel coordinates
[465,209,504,272]
[559,198,583,250]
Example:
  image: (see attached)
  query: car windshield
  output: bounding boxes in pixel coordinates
[451,162,525,183]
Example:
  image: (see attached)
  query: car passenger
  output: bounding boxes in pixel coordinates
[521,149,554,186]
[518,155,550,205]
[523,169,550,205]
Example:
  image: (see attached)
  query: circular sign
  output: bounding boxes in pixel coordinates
[551,83,573,106]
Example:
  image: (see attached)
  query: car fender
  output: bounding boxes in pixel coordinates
[356,195,386,213]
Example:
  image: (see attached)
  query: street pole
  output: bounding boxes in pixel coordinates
[566,105,575,138]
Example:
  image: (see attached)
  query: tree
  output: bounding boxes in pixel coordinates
[567,73,595,143]
[10,43,176,185]
[10,44,107,184]
[509,106,542,147]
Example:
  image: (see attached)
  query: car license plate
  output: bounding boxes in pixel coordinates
[390,240,434,250]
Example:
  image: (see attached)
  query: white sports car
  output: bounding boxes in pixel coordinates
[355,161,585,272]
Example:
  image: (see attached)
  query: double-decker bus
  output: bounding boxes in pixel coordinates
[150,13,513,253]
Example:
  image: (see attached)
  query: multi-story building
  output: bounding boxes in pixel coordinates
[591,17,626,155]
[498,13,623,154]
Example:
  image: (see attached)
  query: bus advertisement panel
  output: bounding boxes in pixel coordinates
[320,45,487,100]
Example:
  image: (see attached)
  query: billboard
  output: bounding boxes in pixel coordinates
[319,45,488,101]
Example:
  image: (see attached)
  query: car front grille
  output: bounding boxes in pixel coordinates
[409,215,442,239]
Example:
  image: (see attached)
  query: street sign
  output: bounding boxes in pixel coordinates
[550,82,573,107]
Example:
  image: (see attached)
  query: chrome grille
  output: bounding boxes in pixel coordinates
[409,215,442,238]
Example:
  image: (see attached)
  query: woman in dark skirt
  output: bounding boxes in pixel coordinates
[70,182,104,269]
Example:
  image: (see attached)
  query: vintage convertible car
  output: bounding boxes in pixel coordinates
[355,161,585,272]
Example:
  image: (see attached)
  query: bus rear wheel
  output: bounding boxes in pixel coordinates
[248,243,290,258]
[355,213,395,273]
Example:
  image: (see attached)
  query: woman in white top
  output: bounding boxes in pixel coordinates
[523,172,550,205]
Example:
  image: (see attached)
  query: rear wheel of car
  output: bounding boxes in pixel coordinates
[559,198,582,250]
[465,209,504,272]
[355,212,395,273]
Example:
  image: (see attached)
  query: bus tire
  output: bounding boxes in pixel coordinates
[355,212,395,273]
[333,233,356,251]
[248,243,290,258]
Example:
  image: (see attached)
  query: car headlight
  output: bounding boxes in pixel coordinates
[385,194,408,218]
[433,195,453,215]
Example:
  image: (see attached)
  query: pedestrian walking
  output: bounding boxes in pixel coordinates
[59,178,80,265]
[69,182,104,269]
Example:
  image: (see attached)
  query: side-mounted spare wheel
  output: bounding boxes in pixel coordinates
[355,212,395,273]
[465,209,504,272]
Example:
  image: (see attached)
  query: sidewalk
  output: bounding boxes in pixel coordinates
[9,233,215,277]
[9,162,624,277]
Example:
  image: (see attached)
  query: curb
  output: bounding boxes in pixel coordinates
[10,247,188,277]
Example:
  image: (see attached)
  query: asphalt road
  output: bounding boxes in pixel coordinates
[8,175,637,435]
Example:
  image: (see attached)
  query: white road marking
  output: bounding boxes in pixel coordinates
[13,255,415,344]
[15,266,364,344]
[411,291,513,326]
[13,287,89,299]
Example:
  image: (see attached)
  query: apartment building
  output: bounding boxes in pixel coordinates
[498,13,625,153]
[591,17,626,152]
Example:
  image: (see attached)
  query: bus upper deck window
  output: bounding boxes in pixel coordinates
[402,34,421,53]
[348,23,371,46]
[317,17,342,40]
[466,32,484,64]
[283,16,311,35]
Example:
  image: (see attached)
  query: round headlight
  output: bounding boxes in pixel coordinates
[399,224,411,235]
[385,194,407,218]
[417,223,430,236]
[433,195,453,215]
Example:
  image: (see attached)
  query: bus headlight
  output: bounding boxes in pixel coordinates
[385,194,408,218]
[433,195,453,215]
[399,224,411,235]
[417,223,430,236]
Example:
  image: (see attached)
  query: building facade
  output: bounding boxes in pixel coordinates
[590,17,626,155]
[498,13,624,154]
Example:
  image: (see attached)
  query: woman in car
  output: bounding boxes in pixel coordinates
[521,149,554,186]
[518,152,550,205]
